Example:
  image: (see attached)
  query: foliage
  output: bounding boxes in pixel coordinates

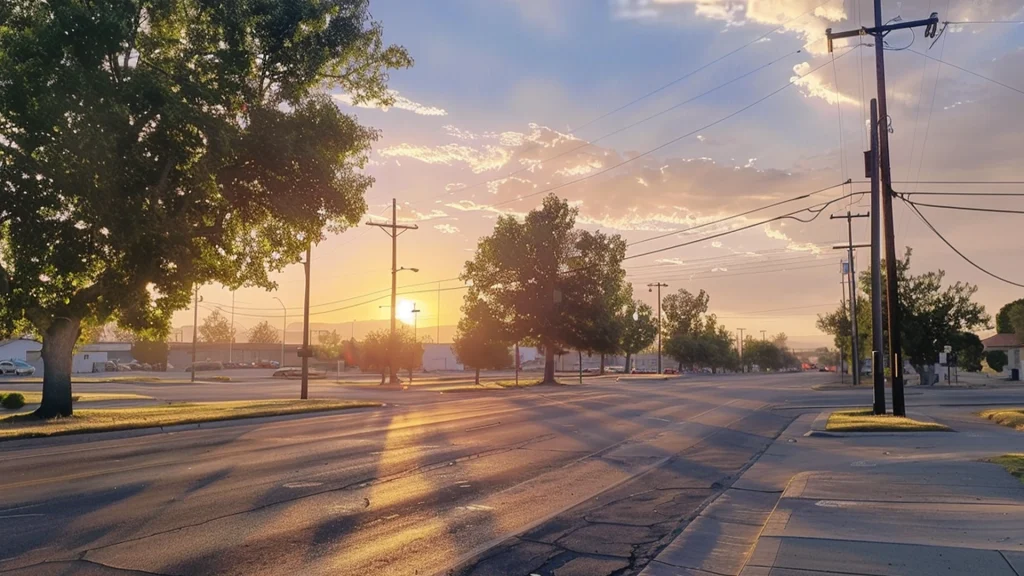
[340,338,361,368]
[453,297,513,381]
[817,248,989,375]
[247,321,281,344]
[1009,303,1024,344]
[359,327,420,380]
[620,301,658,371]
[662,289,709,336]
[948,332,983,372]
[315,330,341,358]
[460,195,627,383]
[198,310,235,343]
[1,392,26,410]
[0,0,411,417]
[996,299,1024,334]
[986,350,1009,372]
[814,347,840,367]
[660,288,737,372]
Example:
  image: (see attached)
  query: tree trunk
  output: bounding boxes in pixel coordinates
[36,317,81,418]
[379,370,385,385]
[625,353,632,374]
[600,354,605,375]
[542,346,556,384]
[475,367,480,385]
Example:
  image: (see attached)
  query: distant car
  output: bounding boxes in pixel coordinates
[256,360,280,369]
[663,368,678,375]
[185,361,225,372]
[0,360,35,376]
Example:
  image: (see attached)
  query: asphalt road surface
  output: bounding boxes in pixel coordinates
[1,373,1018,576]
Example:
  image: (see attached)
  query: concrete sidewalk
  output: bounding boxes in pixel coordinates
[641,405,1024,576]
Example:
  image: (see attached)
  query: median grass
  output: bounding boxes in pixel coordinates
[0,399,380,440]
[1,391,152,404]
[826,408,950,432]
[989,454,1024,483]
[980,408,1024,431]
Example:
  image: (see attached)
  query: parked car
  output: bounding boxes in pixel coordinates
[256,360,280,369]
[663,368,678,375]
[185,361,225,372]
[0,360,35,376]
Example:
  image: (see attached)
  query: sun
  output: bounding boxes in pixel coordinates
[395,299,417,325]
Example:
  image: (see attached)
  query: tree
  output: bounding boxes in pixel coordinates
[316,330,342,359]
[620,301,658,373]
[0,0,412,417]
[361,329,391,384]
[248,321,280,344]
[461,195,627,384]
[814,347,839,368]
[996,299,1024,333]
[199,310,235,343]
[340,338,361,369]
[948,332,983,372]
[817,248,989,384]
[1009,303,1024,344]
[453,298,512,384]
[662,289,710,336]
[394,327,423,380]
[986,350,1009,373]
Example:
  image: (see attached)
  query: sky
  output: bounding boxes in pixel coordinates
[173,0,1024,349]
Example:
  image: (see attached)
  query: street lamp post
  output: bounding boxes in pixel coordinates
[647,283,668,374]
[272,296,286,368]
[387,267,418,385]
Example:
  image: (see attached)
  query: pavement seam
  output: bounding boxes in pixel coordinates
[649,559,732,576]
[1000,550,1023,576]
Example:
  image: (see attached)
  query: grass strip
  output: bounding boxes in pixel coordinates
[826,408,949,432]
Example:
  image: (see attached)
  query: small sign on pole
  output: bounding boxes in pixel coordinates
[943,345,952,353]
[939,352,948,366]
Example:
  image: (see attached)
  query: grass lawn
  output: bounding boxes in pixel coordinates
[989,454,1024,483]
[1,391,152,404]
[980,408,1024,431]
[0,399,380,440]
[826,408,950,432]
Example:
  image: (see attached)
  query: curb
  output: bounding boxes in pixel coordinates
[0,404,385,451]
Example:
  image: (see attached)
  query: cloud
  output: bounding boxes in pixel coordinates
[378,143,512,173]
[333,90,447,116]
[791,61,859,106]
[434,224,460,234]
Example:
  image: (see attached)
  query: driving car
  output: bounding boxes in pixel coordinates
[0,359,36,376]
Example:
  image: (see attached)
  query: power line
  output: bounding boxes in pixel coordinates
[623,190,868,262]
[902,198,1024,288]
[633,261,838,282]
[203,276,463,312]
[945,20,1024,24]
[906,48,1024,97]
[567,0,839,134]
[627,180,850,247]
[492,47,860,210]
[899,196,1024,215]
[626,254,835,280]
[900,191,1024,197]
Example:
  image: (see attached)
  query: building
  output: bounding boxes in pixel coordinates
[982,333,1022,380]
[0,338,42,362]
[422,343,463,372]
[168,342,303,369]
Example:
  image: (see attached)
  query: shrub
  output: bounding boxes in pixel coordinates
[986,350,1009,373]
[1,392,26,410]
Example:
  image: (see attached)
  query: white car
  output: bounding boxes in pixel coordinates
[0,360,36,376]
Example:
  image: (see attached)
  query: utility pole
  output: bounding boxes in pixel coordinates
[300,243,311,400]
[272,296,286,369]
[648,282,668,374]
[229,291,234,364]
[761,330,767,342]
[827,1,939,414]
[869,99,886,414]
[436,282,441,345]
[840,273,846,385]
[738,328,746,371]
[367,199,418,386]
[832,211,869,387]
[411,303,421,383]
[191,285,201,383]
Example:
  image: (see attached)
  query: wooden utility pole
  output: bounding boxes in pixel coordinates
[737,328,746,370]
[647,282,668,374]
[300,243,311,400]
[827,3,939,416]
[191,285,200,383]
[832,212,869,387]
[869,99,886,414]
[367,199,418,385]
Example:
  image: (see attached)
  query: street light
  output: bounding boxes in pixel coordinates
[272,296,286,368]
[387,266,419,385]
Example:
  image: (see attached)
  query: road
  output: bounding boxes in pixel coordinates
[1,373,1020,576]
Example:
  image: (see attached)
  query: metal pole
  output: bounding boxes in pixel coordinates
[847,215,861,387]
[738,328,746,371]
[840,274,846,385]
[191,285,199,382]
[515,343,520,387]
[229,291,234,363]
[870,99,886,413]
[761,330,767,342]
[648,282,667,374]
[873,0,906,416]
[300,243,311,399]
[273,297,286,368]
[437,282,441,345]
[390,199,398,385]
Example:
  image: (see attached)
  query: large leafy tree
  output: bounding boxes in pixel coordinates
[0,0,411,416]
[996,299,1024,334]
[198,310,235,343]
[452,297,512,384]
[359,327,418,384]
[948,331,983,372]
[1009,303,1024,344]
[620,301,657,373]
[817,249,989,383]
[247,321,280,344]
[462,195,627,384]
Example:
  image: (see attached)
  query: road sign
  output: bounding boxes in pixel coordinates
[943,345,952,353]
[939,352,947,365]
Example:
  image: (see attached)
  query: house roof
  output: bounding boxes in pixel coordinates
[981,333,1023,350]
[0,338,42,348]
